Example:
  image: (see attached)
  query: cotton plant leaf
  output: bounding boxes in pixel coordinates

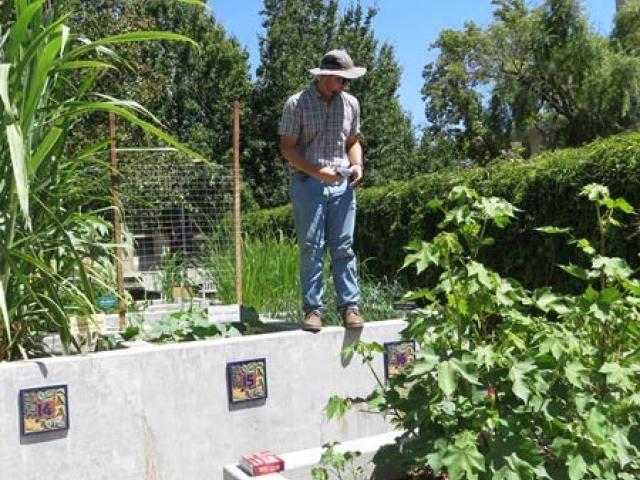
[509,360,536,403]
[437,360,458,397]
[567,453,587,480]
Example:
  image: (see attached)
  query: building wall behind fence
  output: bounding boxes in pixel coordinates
[0,320,405,480]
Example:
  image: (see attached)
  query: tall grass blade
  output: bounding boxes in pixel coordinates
[0,280,12,347]
[5,0,46,60]
[6,123,30,228]
[28,126,62,176]
[56,60,116,71]
[0,64,10,112]
[21,32,63,131]
[63,103,205,161]
[70,32,199,58]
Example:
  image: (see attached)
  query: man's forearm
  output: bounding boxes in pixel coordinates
[347,140,363,166]
[281,145,317,176]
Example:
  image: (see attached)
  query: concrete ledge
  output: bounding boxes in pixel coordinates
[223,431,403,480]
[0,319,406,480]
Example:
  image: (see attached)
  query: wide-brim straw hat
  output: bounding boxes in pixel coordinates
[309,49,367,79]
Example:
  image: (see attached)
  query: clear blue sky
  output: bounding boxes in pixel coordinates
[208,1,617,127]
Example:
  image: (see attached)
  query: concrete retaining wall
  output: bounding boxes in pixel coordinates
[0,320,405,480]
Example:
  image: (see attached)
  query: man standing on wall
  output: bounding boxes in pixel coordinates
[279,49,366,332]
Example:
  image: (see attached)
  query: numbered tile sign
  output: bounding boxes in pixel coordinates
[227,358,268,404]
[384,341,416,381]
[19,385,69,435]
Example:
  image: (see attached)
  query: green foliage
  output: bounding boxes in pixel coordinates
[328,186,640,479]
[421,0,640,166]
[613,0,640,54]
[245,133,640,292]
[146,307,240,343]
[0,1,204,360]
[311,442,365,480]
[206,231,300,315]
[69,0,253,176]
[158,246,190,301]
[206,230,402,324]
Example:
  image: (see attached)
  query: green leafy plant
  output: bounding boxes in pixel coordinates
[328,185,640,479]
[159,246,190,301]
[311,442,365,480]
[0,1,205,360]
[206,230,402,324]
[147,307,240,343]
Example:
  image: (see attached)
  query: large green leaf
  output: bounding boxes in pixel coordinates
[28,126,62,176]
[437,360,458,397]
[612,429,632,468]
[62,103,205,161]
[567,453,587,480]
[443,431,486,479]
[21,30,63,131]
[0,64,11,111]
[509,360,536,403]
[565,360,590,388]
[4,0,46,61]
[69,31,199,59]
[6,123,30,227]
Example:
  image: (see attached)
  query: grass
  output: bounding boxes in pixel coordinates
[206,232,403,325]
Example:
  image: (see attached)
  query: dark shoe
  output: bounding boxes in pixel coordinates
[302,310,323,332]
[342,307,364,328]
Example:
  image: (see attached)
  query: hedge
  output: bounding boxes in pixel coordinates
[244,133,640,290]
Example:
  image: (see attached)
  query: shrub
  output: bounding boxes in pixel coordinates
[244,133,640,291]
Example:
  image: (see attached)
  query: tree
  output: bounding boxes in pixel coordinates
[421,0,640,167]
[335,5,419,185]
[421,23,497,166]
[71,0,253,164]
[612,0,640,54]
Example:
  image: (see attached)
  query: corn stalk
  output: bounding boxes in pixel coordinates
[0,0,205,360]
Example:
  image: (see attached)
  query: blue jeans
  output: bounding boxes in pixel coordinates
[289,174,359,315]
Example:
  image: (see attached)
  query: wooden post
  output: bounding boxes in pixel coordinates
[232,102,243,305]
[109,113,127,330]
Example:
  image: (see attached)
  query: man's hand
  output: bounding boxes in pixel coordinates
[316,166,342,184]
[350,164,363,187]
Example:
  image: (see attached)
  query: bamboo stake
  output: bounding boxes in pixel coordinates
[232,102,243,305]
[109,113,127,330]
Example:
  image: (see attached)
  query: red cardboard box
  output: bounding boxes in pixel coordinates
[239,450,285,476]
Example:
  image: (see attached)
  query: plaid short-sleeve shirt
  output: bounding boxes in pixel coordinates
[279,86,361,172]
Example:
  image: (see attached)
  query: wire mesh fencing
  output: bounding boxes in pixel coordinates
[118,149,236,303]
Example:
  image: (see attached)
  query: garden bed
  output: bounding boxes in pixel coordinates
[0,320,404,480]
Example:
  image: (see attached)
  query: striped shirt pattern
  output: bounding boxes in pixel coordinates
[279,87,361,172]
